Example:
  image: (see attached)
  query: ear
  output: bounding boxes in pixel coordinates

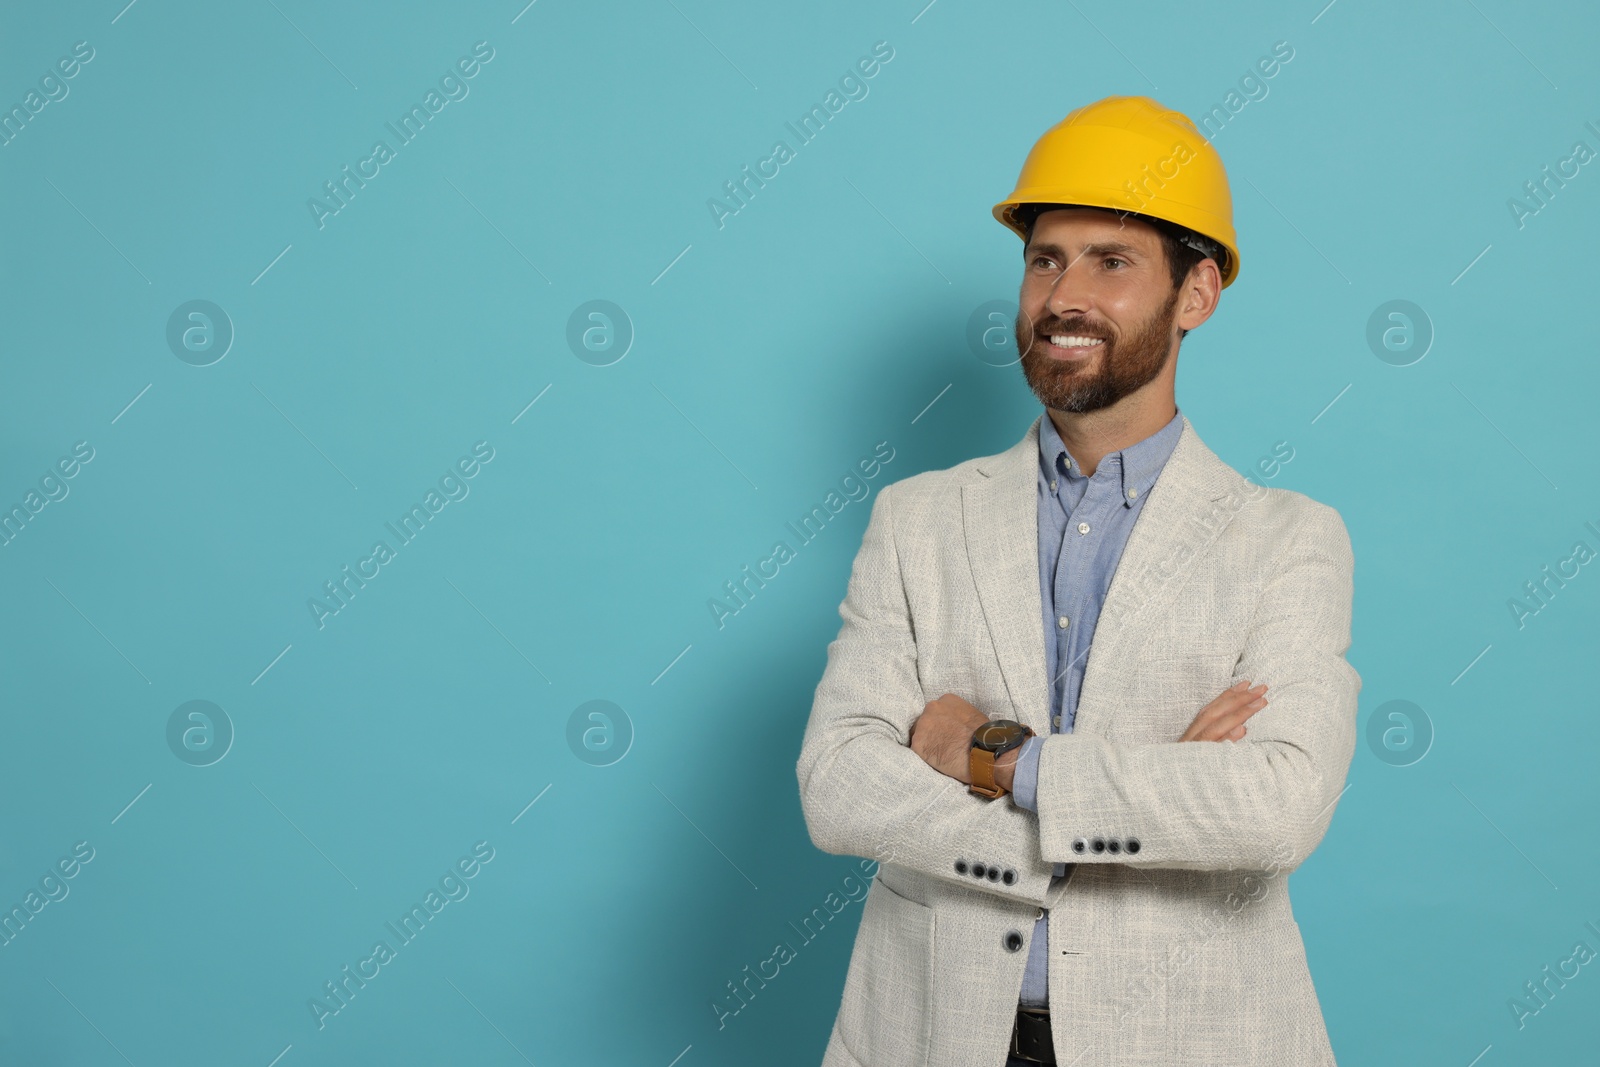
[1175,260,1222,334]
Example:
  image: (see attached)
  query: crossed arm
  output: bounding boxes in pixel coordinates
[907,679,1269,800]
[795,481,1360,904]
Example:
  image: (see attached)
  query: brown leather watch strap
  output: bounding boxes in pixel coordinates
[969,747,1004,798]
[969,724,1034,799]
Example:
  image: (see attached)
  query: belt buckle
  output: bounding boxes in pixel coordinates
[1011,1006,1053,1064]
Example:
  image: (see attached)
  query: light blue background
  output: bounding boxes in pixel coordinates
[2,0,1597,1064]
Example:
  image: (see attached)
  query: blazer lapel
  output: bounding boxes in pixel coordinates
[1072,415,1247,735]
[962,418,1051,739]
[962,412,1247,740]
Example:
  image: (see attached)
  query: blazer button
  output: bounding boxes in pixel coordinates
[1125,838,1141,854]
[954,859,968,874]
[972,863,987,879]
[1091,837,1106,854]
[1107,838,1122,854]
[986,866,1000,881]
[1002,868,1017,885]
[1071,837,1088,854]
[1004,931,1024,952]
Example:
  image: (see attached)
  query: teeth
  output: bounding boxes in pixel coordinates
[1050,335,1104,348]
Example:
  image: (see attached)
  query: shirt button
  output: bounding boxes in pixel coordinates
[1127,488,1138,499]
[1050,480,1058,491]
[1077,521,1090,535]
[1057,615,1069,629]
[1052,715,1062,729]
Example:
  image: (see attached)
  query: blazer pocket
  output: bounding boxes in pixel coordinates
[835,873,935,1067]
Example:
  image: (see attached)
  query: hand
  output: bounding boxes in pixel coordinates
[909,693,990,784]
[1179,680,1268,742]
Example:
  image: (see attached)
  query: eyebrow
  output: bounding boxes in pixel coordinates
[1025,240,1145,260]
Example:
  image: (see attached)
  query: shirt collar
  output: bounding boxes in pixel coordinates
[1037,405,1184,507]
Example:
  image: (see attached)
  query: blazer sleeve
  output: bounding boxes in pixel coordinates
[1031,501,1360,873]
[796,481,1055,905]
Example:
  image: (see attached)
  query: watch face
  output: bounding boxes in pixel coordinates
[973,719,1027,752]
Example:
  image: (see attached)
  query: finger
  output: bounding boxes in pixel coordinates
[1210,680,1252,706]
[1204,682,1266,714]
[1188,685,1267,732]
[1212,694,1268,728]
[1189,696,1268,741]
[1181,701,1247,742]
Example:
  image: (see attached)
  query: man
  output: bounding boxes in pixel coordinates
[796,95,1358,1066]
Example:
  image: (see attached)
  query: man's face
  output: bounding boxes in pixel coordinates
[1014,207,1183,414]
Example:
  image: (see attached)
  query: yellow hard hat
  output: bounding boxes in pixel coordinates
[993,95,1241,288]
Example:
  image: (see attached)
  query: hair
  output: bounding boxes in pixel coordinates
[1018,203,1222,340]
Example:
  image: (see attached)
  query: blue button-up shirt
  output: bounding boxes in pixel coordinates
[1008,404,1184,1009]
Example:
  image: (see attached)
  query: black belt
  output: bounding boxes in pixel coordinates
[1010,1006,1054,1064]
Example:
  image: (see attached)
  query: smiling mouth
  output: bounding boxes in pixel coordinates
[1042,334,1106,359]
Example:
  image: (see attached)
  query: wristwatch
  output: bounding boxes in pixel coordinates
[969,719,1035,799]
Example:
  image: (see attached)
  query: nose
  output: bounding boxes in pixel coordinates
[1043,255,1094,318]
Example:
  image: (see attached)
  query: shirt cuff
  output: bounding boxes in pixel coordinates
[1009,734,1043,812]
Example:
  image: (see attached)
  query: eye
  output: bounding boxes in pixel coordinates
[1103,257,1127,270]
[1029,255,1058,271]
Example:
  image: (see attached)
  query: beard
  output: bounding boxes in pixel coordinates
[1015,284,1181,414]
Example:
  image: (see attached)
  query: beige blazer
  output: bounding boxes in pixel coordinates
[796,412,1358,1066]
